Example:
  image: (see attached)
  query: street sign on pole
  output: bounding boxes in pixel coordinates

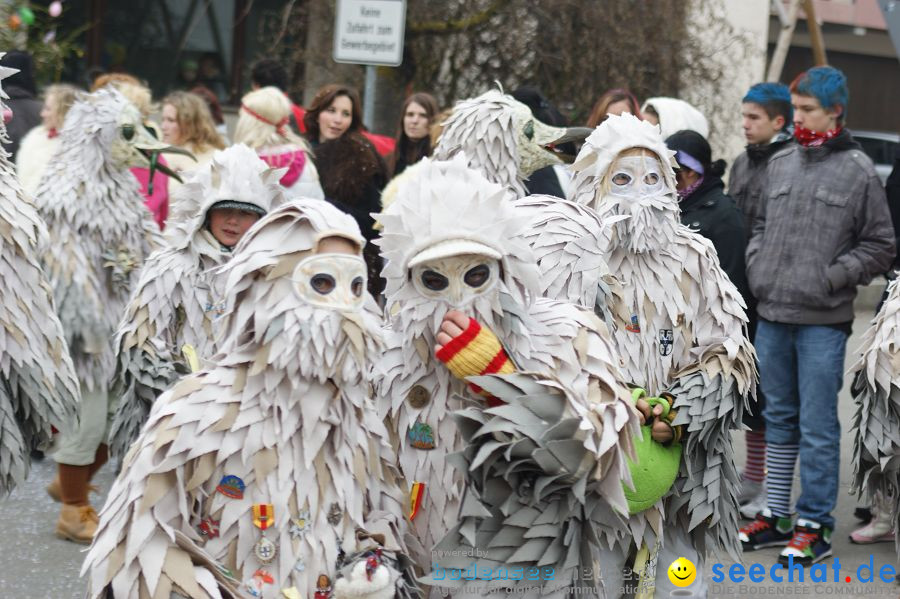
[880,0,900,62]
[334,0,406,129]
[333,0,406,67]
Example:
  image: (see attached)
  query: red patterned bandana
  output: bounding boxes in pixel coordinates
[794,126,842,147]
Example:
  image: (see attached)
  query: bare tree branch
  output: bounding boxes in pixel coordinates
[267,0,299,53]
[407,0,512,35]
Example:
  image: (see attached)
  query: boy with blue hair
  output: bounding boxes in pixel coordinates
[730,82,793,231]
[728,81,794,519]
[739,66,895,566]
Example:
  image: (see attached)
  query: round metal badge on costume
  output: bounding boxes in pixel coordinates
[254,537,277,564]
[406,384,430,409]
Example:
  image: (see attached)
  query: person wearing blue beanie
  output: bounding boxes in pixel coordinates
[727,81,795,521]
[739,65,895,568]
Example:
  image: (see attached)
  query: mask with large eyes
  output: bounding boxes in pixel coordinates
[608,155,665,199]
[292,254,367,312]
[411,255,500,305]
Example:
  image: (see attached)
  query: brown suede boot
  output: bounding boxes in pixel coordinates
[49,443,108,502]
[55,462,97,543]
[55,504,98,544]
[46,474,98,503]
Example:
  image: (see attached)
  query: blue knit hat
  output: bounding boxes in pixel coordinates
[742,82,793,129]
[790,66,849,120]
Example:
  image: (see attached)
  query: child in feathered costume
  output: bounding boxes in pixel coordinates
[374,155,640,597]
[0,55,80,496]
[109,143,286,460]
[82,199,418,599]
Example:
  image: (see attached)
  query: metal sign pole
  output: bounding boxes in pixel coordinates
[879,0,900,62]
[363,64,376,130]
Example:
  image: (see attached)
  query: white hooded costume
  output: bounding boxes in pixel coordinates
[532,114,756,594]
[374,155,640,596]
[82,200,418,599]
[640,97,709,141]
[33,87,168,467]
[109,144,287,460]
[0,56,80,495]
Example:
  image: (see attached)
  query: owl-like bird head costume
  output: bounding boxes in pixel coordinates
[49,86,189,183]
[433,89,589,196]
[377,153,541,342]
[570,112,681,253]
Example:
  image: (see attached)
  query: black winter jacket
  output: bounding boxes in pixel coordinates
[679,175,750,304]
[886,157,900,271]
[2,85,41,160]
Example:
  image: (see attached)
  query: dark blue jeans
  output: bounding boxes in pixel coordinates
[756,320,847,528]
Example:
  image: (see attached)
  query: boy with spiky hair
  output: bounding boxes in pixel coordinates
[730,82,794,233]
[727,82,794,519]
[740,66,894,566]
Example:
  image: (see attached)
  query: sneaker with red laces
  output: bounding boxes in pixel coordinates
[778,519,832,566]
[739,507,793,551]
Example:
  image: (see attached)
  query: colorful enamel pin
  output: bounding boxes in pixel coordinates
[216,475,245,499]
[407,421,436,450]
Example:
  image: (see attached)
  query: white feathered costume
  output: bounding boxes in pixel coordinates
[34,87,164,400]
[850,277,900,551]
[374,155,640,595]
[0,56,80,495]
[82,200,418,599]
[381,89,587,210]
[550,114,756,592]
[109,144,287,460]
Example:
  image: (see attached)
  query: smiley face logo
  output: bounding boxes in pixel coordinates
[667,557,696,587]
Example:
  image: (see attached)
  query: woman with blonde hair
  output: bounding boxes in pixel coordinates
[15,83,80,196]
[233,85,323,199]
[160,90,225,194]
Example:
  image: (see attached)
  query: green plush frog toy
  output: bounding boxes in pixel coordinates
[623,387,682,514]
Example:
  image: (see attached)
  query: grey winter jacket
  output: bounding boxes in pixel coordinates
[745,132,895,325]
